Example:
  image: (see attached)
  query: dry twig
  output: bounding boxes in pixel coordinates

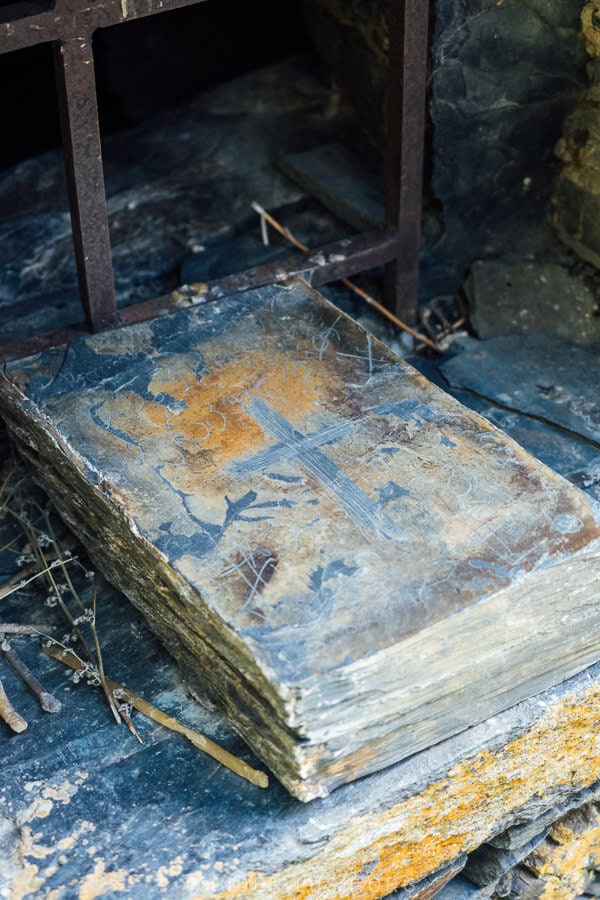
[43,643,269,789]
[0,534,78,590]
[0,635,61,713]
[90,589,125,728]
[0,677,27,733]
[0,557,79,601]
[251,202,439,352]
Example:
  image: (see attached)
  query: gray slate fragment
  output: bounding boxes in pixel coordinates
[488,815,558,852]
[410,357,600,504]
[440,781,600,897]
[466,261,600,344]
[441,334,600,445]
[437,875,486,899]
[388,857,468,898]
[462,833,550,889]
[278,142,384,231]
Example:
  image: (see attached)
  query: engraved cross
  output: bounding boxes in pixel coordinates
[232,396,404,541]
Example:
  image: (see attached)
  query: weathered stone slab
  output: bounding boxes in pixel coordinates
[465,260,600,344]
[441,334,600,446]
[2,284,600,801]
[410,356,600,505]
[278,143,384,232]
[390,859,468,899]
[436,875,482,899]
[2,482,600,900]
[488,779,600,853]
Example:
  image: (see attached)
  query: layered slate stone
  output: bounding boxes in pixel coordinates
[4,475,600,898]
[1,283,600,800]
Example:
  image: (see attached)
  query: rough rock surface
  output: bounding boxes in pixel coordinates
[465,260,600,343]
[553,2,600,269]
[494,802,600,897]
[441,334,600,446]
[302,0,588,296]
[414,353,600,507]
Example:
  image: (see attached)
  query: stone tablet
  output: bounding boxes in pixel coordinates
[1,283,600,800]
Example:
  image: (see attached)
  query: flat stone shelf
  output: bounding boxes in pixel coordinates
[1,283,600,801]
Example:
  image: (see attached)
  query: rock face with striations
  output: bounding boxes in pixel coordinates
[302,0,587,295]
[553,1,600,269]
[2,283,600,801]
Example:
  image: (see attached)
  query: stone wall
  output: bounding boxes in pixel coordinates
[303,0,588,297]
[553,1,600,269]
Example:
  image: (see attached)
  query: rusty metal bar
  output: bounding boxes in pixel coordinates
[384,0,430,326]
[0,0,211,53]
[0,0,430,345]
[0,12,60,53]
[206,230,401,298]
[0,230,399,360]
[0,0,214,334]
[54,36,117,332]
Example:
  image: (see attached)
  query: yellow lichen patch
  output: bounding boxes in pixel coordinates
[17,777,87,827]
[202,687,600,900]
[78,860,129,900]
[582,1,600,58]
[155,857,185,890]
[7,862,45,900]
[525,805,600,898]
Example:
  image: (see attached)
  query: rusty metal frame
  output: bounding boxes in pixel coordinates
[385,0,430,326]
[0,0,429,355]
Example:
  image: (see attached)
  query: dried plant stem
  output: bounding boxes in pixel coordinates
[0,636,61,713]
[0,558,78,601]
[8,500,122,727]
[40,517,86,615]
[90,590,122,725]
[0,534,78,590]
[0,533,23,553]
[115,702,143,744]
[36,516,121,723]
[0,677,28,733]
[251,202,439,352]
[0,474,25,516]
[37,545,96,663]
[44,644,269,789]
[40,517,122,722]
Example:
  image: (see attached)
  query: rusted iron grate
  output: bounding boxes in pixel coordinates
[0,0,429,349]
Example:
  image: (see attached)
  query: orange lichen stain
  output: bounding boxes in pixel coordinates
[93,352,329,488]
[201,687,600,900]
[152,353,323,466]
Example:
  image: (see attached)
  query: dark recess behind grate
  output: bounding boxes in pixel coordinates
[0,0,309,171]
